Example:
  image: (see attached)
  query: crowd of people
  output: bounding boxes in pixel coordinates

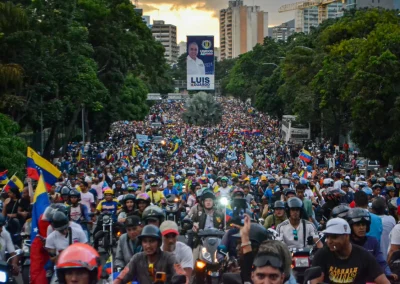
[2,97,400,284]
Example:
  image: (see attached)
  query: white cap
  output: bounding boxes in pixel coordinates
[323,218,351,235]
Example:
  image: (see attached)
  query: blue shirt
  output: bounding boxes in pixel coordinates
[163,188,179,197]
[367,212,383,244]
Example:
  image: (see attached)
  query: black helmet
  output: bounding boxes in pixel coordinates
[346,208,371,232]
[122,194,136,204]
[233,223,272,247]
[142,205,164,224]
[286,197,303,209]
[124,215,142,228]
[331,204,350,218]
[387,185,396,192]
[371,197,386,215]
[61,186,71,196]
[0,215,6,227]
[43,204,69,221]
[201,189,215,201]
[51,211,69,231]
[341,181,349,188]
[137,225,162,243]
[370,177,377,184]
[372,184,381,190]
[273,200,285,209]
[387,176,394,182]
[69,189,80,198]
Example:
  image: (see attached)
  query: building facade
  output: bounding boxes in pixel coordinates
[151,20,179,63]
[271,19,295,42]
[219,0,268,60]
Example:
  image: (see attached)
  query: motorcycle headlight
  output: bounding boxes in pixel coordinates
[293,257,309,267]
[103,215,110,224]
[201,247,212,262]
[0,270,7,282]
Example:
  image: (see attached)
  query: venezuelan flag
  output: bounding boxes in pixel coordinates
[31,174,50,242]
[299,149,312,163]
[104,254,113,275]
[172,143,179,155]
[27,147,61,190]
[203,166,209,176]
[265,156,272,165]
[0,170,9,185]
[4,174,24,192]
[299,170,307,178]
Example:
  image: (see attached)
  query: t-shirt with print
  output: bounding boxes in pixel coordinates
[45,226,87,253]
[312,244,383,284]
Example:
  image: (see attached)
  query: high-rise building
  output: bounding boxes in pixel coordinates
[142,15,151,28]
[346,0,397,9]
[295,3,343,33]
[219,0,268,60]
[151,20,179,63]
[178,41,187,57]
[271,19,295,42]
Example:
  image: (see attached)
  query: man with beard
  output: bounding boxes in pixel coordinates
[311,218,389,284]
[160,221,193,283]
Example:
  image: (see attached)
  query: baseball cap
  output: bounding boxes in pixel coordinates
[260,176,267,181]
[160,220,179,236]
[323,218,351,235]
[124,215,142,227]
[150,181,158,186]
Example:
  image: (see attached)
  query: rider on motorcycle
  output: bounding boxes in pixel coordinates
[264,201,287,230]
[115,215,143,270]
[133,192,151,218]
[190,190,224,232]
[142,205,165,227]
[346,208,397,281]
[114,225,177,284]
[68,189,90,239]
[216,176,231,198]
[118,194,136,223]
[276,197,322,250]
[56,243,101,284]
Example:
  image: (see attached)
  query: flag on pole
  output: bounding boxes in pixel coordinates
[4,174,24,192]
[31,173,51,242]
[27,147,61,189]
[245,152,254,168]
[104,254,113,275]
[0,170,9,185]
[172,143,180,155]
[299,149,312,163]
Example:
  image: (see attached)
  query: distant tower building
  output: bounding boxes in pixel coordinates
[219,0,268,60]
[296,3,343,33]
[178,41,187,57]
[151,20,178,63]
[271,19,295,42]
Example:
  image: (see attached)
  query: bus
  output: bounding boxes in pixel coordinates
[281,115,311,144]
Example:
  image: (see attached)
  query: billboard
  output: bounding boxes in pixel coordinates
[186,36,215,90]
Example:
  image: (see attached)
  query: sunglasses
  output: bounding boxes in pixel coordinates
[293,229,298,241]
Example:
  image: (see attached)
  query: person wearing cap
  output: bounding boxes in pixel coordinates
[163,180,179,197]
[160,221,193,283]
[115,215,143,270]
[311,218,389,284]
[114,224,177,284]
[147,181,165,205]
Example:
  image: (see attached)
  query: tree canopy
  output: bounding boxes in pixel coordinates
[182,92,222,126]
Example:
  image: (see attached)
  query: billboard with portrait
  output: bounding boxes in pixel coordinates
[186,36,215,90]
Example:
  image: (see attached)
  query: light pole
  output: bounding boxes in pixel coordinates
[262,63,279,68]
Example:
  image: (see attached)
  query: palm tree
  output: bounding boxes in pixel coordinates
[182,92,223,126]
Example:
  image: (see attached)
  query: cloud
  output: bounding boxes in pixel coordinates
[143,0,227,15]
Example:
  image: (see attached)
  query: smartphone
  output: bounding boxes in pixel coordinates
[231,199,248,226]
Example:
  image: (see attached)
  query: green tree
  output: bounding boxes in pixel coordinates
[0,113,26,175]
[182,92,222,126]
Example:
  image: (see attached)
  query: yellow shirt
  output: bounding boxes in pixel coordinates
[146,190,165,204]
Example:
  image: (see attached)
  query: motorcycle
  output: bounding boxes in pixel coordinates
[21,237,31,284]
[194,228,226,284]
[0,249,23,283]
[164,194,181,224]
[94,212,117,255]
[290,236,321,283]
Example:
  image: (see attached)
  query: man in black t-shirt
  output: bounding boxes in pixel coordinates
[311,218,389,284]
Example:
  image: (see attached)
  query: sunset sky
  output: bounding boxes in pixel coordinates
[140,0,298,46]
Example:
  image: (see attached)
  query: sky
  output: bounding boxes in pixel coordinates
[140,0,297,47]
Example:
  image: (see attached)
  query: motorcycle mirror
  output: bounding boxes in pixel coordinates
[217,245,228,256]
[258,218,265,225]
[303,266,322,284]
